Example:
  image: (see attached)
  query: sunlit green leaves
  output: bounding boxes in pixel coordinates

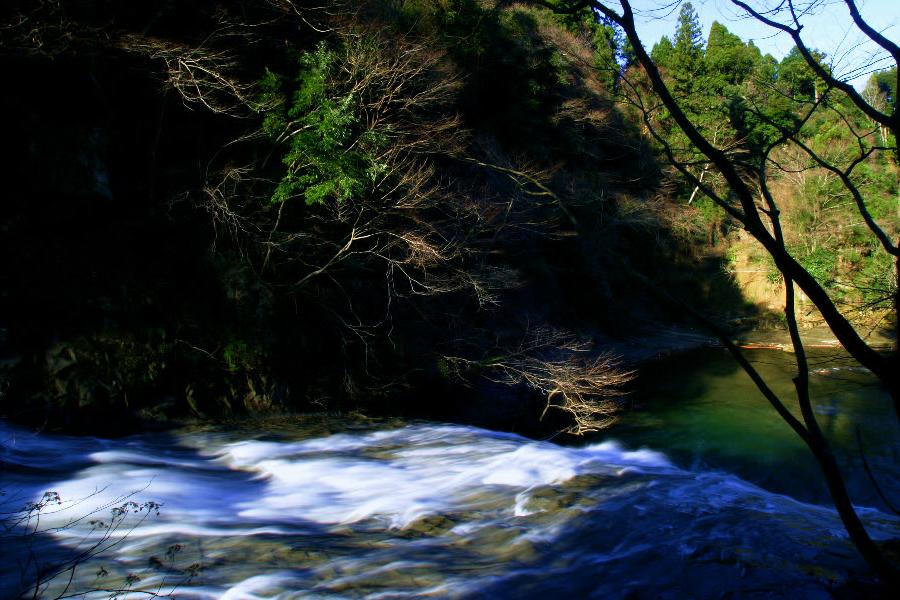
[261,43,388,206]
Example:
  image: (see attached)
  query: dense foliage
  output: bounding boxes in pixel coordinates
[639,2,897,311]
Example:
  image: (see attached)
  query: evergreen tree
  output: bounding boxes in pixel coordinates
[705,21,754,88]
[671,1,704,94]
[620,35,637,71]
[753,52,779,86]
[863,67,897,145]
[866,67,897,110]
[593,17,622,91]
[778,46,826,100]
[650,35,674,70]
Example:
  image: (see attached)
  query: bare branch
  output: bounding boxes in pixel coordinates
[444,327,633,434]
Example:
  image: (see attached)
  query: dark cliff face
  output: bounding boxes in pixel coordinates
[1,47,222,429]
[5,56,209,337]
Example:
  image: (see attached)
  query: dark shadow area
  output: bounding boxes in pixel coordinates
[0,0,752,436]
[469,474,890,599]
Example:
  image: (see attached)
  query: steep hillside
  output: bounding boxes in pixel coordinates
[0,0,793,433]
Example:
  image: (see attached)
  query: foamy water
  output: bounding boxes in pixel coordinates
[1,420,896,598]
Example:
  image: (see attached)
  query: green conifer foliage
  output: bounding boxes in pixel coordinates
[671,1,704,94]
[593,19,622,91]
[264,42,388,206]
[650,35,674,71]
[777,46,826,100]
[865,67,897,110]
[705,21,755,89]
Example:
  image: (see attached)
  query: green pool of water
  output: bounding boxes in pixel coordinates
[608,346,898,510]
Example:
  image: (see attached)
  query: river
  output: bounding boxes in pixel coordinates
[1,347,897,598]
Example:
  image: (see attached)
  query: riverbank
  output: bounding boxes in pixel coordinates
[2,319,893,440]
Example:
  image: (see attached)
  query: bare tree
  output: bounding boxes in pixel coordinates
[198,26,487,305]
[188,15,627,412]
[533,0,898,583]
[443,327,634,434]
[120,34,268,118]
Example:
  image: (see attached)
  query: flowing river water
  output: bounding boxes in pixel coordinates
[1,347,898,598]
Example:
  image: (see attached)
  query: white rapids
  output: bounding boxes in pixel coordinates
[1,420,897,598]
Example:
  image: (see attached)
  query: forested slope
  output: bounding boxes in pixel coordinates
[638,2,897,320]
[0,0,894,434]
